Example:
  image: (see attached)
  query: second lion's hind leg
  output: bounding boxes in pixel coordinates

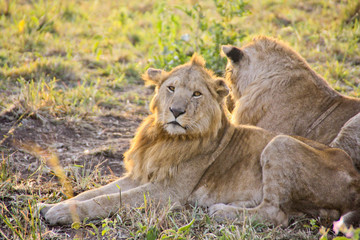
[330,112,360,170]
[258,135,356,226]
[209,135,341,226]
[210,134,357,226]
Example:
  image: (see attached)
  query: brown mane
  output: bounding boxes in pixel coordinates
[124,55,227,183]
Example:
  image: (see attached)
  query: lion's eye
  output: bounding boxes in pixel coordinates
[193,91,202,98]
[167,86,175,92]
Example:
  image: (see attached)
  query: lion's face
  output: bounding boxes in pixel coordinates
[157,71,219,135]
[143,55,229,137]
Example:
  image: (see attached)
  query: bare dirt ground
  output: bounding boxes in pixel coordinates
[0,82,155,181]
[0,104,147,180]
[2,110,140,175]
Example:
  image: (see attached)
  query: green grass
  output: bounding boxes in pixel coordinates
[1,0,360,239]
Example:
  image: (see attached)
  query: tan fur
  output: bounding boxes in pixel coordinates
[37,56,360,227]
[124,54,226,183]
[223,36,360,168]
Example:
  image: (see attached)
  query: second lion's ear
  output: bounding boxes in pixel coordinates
[142,68,165,86]
[221,45,243,63]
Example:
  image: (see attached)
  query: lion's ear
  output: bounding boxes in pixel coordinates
[190,53,206,67]
[142,68,165,86]
[214,79,229,99]
[221,45,243,63]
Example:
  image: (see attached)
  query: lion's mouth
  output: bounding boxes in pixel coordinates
[167,121,187,130]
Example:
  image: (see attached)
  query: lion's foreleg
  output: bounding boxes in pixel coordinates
[208,200,259,219]
[209,202,288,226]
[37,175,139,217]
[70,175,140,201]
[41,182,181,225]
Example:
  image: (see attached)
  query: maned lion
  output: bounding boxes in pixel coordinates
[38,55,360,227]
[221,36,360,169]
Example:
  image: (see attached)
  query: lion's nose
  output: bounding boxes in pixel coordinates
[169,107,186,118]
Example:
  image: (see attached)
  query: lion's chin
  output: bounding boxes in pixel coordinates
[165,122,187,135]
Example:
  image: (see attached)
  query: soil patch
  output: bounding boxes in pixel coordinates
[0,106,143,179]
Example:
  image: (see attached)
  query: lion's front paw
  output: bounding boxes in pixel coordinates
[36,203,55,217]
[43,202,79,226]
[209,203,240,221]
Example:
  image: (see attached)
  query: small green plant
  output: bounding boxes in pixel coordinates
[304,218,320,231]
[0,200,44,240]
[66,161,108,191]
[159,218,195,239]
[0,155,10,182]
[152,0,248,74]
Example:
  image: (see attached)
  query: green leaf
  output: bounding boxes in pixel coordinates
[145,226,159,240]
[101,226,110,236]
[71,222,81,230]
[205,214,211,224]
[178,218,195,233]
[143,193,147,209]
[86,222,98,234]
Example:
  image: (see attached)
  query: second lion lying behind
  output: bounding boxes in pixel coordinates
[38,55,360,227]
[222,36,360,169]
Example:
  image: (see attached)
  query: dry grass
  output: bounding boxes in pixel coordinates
[0,0,359,239]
